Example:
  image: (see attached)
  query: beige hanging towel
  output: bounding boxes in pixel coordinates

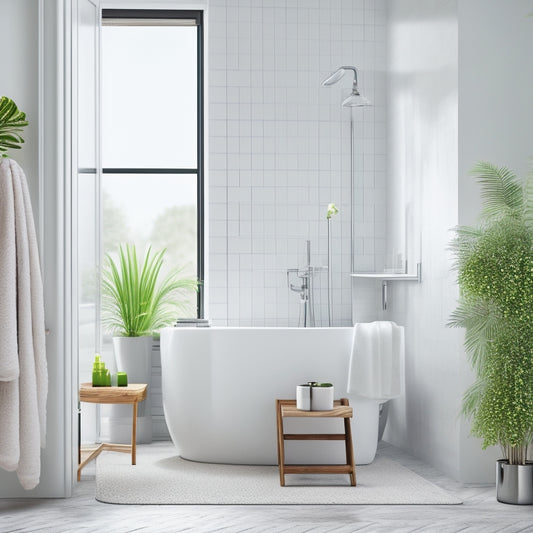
[0,158,47,490]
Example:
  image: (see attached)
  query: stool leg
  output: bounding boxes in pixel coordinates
[132,401,138,465]
[77,407,81,481]
[342,399,356,486]
[276,400,285,486]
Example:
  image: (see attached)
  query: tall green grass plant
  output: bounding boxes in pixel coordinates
[102,244,198,337]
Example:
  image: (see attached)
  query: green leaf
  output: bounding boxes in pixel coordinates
[524,172,533,230]
[471,161,523,220]
[0,96,28,157]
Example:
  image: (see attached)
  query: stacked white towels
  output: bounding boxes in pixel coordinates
[0,158,47,490]
[347,321,404,400]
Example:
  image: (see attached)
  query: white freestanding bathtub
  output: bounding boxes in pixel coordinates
[160,327,383,465]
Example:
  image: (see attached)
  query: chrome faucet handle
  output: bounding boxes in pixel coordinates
[290,283,305,292]
[286,268,297,283]
[296,268,309,278]
[286,268,302,290]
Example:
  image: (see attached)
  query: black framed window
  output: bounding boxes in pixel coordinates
[101,9,204,318]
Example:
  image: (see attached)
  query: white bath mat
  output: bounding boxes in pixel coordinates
[95,443,461,505]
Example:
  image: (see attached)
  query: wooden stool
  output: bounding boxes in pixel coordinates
[276,398,356,486]
[77,383,147,481]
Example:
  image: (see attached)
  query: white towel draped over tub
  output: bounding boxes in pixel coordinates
[0,158,47,490]
[347,321,404,400]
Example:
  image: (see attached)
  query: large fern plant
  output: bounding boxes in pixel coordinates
[449,162,533,465]
[102,244,198,337]
[0,96,28,157]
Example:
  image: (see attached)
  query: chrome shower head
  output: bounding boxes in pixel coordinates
[322,67,347,86]
[321,66,371,107]
[342,89,371,107]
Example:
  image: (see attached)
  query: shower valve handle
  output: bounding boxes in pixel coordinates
[287,269,306,294]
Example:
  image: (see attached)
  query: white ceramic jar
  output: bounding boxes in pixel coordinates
[296,382,334,411]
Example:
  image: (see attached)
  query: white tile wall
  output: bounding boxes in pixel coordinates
[207,0,387,327]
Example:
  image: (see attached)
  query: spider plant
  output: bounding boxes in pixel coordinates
[102,244,198,337]
[449,161,533,465]
[0,96,29,157]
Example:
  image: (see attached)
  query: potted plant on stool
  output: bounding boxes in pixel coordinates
[102,243,198,443]
[449,162,533,505]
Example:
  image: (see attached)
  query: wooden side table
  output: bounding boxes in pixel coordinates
[276,398,356,486]
[77,383,147,481]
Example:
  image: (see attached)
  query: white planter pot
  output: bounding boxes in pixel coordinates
[311,386,334,411]
[296,384,334,411]
[296,385,312,410]
[107,336,153,444]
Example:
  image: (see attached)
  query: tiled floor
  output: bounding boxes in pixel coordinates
[1,442,532,533]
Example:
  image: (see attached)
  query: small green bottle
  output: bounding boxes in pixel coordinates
[97,363,106,386]
[92,354,102,386]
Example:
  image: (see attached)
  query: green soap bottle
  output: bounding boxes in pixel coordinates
[97,363,107,387]
[92,354,102,386]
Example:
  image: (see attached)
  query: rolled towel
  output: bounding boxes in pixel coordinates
[347,321,404,400]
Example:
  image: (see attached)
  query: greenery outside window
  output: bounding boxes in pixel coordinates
[101,9,204,319]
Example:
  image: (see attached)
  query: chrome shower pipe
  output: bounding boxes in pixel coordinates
[327,218,332,326]
[350,111,355,273]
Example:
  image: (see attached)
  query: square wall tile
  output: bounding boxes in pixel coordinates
[207,0,387,326]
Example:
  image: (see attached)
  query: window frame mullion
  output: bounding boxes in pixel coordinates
[101,168,198,174]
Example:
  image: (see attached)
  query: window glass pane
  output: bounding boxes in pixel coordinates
[102,173,198,317]
[78,0,100,448]
[102,26,197,168]
[78,6,97,170]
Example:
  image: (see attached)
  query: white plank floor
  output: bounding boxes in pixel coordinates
[1,442,532,533]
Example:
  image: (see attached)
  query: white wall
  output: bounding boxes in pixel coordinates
[207,0,388,327]
[458,0,533,227]
[385,0,533,483]
[384,0,464,481]
[0,0,39,211]
[456,0,533,481]
[0,0,41,496]
[0,0,72,497]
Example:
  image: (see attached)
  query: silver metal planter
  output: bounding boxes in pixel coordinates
[496,460,533,505]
